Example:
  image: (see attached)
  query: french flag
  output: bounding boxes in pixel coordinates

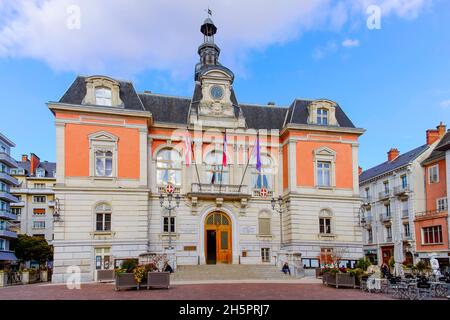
[222,132,227,167]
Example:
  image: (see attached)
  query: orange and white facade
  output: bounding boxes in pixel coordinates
[48,19,364,283]
[415,128,450,267]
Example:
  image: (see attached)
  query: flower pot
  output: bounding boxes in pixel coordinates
[145,271,170,289]
[21,271,29,285]
[0,273,6,287]
[40,270,48,282]
[115,273,139,291]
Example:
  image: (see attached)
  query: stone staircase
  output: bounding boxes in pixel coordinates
[171,264,302,281]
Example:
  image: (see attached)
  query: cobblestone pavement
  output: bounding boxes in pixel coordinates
[0,282,393,300]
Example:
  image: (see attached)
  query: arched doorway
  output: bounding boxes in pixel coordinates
[204,212,232,264]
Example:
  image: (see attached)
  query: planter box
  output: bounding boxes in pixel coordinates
[21,271,29,285]
[145,272,170,289]
[97,269,115,282]
[323,273,356,289]
[0,273,6,287]
[115,273,139,291]
[40,270,48,282]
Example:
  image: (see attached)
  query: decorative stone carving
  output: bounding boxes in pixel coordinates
[307,99,339,126]
[199,83,234,117]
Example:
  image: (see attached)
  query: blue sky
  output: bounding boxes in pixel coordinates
[0,0,449,171]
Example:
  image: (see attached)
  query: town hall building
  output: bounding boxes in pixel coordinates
[49,18,365,283]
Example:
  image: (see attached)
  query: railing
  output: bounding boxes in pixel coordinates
[361,196,372,204]
[0,192,19,203]
[191,183,249,194]
[362,216,373,225]
[378,190,391,200]
[10,201,24,207]
[0,172,19,186]
[0,152,18,168]
[394,185,410,195]
[415,208,448,218]
[252,188,274,198]
[403,234,413,241]
[386,236,392,242]
[0,209,17,220]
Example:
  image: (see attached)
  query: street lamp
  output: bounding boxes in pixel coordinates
[53,198,61,222]
[159,191,180,250]
[271,195,289,248]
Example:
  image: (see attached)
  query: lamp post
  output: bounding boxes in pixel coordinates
[271,196,289,249]
[53,198,61,222]
[159,190,180,250]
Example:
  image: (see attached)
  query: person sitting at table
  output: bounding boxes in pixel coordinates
[381,263,390,278]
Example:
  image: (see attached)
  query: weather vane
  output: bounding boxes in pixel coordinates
[205,7,212,17]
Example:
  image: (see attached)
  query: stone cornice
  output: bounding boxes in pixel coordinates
[281,124,365,136]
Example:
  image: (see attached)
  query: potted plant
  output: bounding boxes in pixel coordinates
[20,268,30,284]
[115,259,139,291]
[40,266,48,282]
[145,254,171,289]
[0,270,7,287]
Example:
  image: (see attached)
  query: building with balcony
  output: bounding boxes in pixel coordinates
[359,123,446,265]
[0,132,19,269]
[415,128,450,270]
[10,153,56,242]
[48,18,365,283]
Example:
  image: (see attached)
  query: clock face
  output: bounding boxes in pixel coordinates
[210,85,224,100]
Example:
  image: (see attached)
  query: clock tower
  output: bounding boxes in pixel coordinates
[191,17,245,128]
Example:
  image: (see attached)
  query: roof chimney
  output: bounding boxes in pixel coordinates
[21,154,29,162]
[426,122,446,145]
[30,153,40,176]
[387,148,399,162]
[358,166,363,175]
[267,101,275,106]
[143,90,152,94]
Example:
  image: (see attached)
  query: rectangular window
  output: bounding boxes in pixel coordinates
[437,198,448,212]
[33,208,46,215]
[34,183,45,188]
[95,150,113,177]
[261,248,270,263]
[365,187,370,198]
[95,247,111,270]
[428,165,439,184]
[96,213,111,231]
[95,88,112,106]
[404,223,410,237]
[0,239,5,250]
[317,161,331,187]
[33,196,46,203]
[163,217,175,233]
[258,218,271,235]
[302,258,320,269]
[386,226,392,241]
[11,208,21,215]
[15,195,21,201]
[401,175,408,188]
[32,221,45,229]
[367,228,373,243]
[317,109,328,125]
[383,181,389,193]
[422,226,443,244]
[319,217,331,234]
[385,204,391,217]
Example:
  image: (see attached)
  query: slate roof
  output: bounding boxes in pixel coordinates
[16,161,56,178]
[359,144,429,183]
[59,76,145,111]
[57,75,359,131]
[422,131,450,164]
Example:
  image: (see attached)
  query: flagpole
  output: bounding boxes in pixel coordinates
[238,130,258,192]
[219,131,226,194]
[187,127,202,191]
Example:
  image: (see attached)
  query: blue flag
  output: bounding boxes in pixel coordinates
[255,132,261,172]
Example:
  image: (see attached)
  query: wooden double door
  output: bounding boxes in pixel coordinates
[205,212,232,264]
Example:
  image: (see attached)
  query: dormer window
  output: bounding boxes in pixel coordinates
[95,87,112,106]
[36,168,45,178]
[317,108,328,125]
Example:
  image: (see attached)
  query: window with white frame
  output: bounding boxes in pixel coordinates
[95,87,112,106]
[317,108,328,125]
[163,216,175,233]
[204,150,229,184]
[258,217,271,235]
[422,226,443,244]
[34,183,45,189]
[367,228,373,243]
[0,239,5,250]
[319,209,333,234]
[35,168,45,178]
[385,226,392,241]
[11,208,21,215]
[95,203,112,232]
[404,223,410,237]
[428,165,439,184]
[317,161,331,187]
[32,221,45,229]
[156,149,182,186]
[33,196,46,203]
[437,198,448,212]
[251,155,274,190]
[89,131,118,178]
[261,248,271,263]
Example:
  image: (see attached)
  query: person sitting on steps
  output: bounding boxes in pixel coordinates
[281,262,291,275]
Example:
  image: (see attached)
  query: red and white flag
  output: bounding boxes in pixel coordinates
[184,133,192,166]
[222,132,227,167]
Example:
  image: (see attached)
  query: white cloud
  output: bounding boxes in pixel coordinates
[0,0,432,77]
[342,38,360,48]
[313,41,338,60]
[440,100,450,109]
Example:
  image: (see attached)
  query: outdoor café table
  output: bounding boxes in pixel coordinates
[430,281,448,297]
[367,277,382,292]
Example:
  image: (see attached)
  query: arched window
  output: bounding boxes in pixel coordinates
[95,203,112,231]
[204,151,229,184]
[95,87,112,106]
[319,209,332,234]
[317,108,328,125]
[156,149,181,186]
[251,155,274,190]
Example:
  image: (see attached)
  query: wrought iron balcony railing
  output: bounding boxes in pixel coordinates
[378,190,391,200]
[188,183,251,199]
[394,185,410,196]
